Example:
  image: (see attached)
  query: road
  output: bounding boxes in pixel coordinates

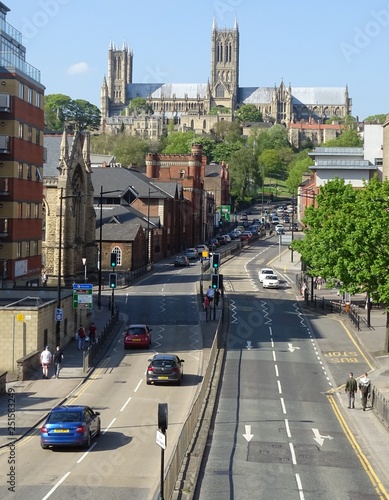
[195,239,383,499]
[0,260,204,500]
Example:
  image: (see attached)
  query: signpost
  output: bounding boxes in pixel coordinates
[73,283,93,309]
[219,205,231,222]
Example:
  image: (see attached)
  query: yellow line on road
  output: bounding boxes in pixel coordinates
[328,394,389,499]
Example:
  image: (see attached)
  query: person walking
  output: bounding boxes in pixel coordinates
[206,286,215,303]
[345,372,358,409]
[203,295,210,322]
[359,373,371,411]
[78,324,86,350]
[53,346,64,379]
[40,346,52,379]
[214,289,221,307]
[89,322,97,345]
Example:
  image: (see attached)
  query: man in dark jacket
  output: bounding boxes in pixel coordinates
[345,372,358,409]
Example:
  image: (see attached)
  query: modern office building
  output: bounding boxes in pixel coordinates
[0,2,45,287]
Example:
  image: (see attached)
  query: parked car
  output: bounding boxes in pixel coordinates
[208,237,220,249]
[240,231,253,241]
[146,353,185,385]
[290,222,299,231]
[216,235,226,245]
[196,244,209,255]
[258,267,275,282]
[174,255,190,267]
[124,324,152,349]
[221,234,231,243]
[275,224,285,234]
[263,274,280,289]
[40,405,101,449]
[184,248,198,260]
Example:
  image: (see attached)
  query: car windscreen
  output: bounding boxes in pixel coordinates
[152,360,175,368]
[127,327,145,335]
[48,411,82,423]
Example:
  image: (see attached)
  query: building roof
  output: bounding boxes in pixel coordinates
[90,153,116,166]
[126,83,209,101]
[312,160,376,170]
[43,135,64,176]
[292,87,346,105]
[239,87,274,104]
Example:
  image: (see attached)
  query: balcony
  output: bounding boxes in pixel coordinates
[0,260,7,278]
[0,135,10,153]
[0,218,8,237]
[0,178,9,193]
[0,94,11,112]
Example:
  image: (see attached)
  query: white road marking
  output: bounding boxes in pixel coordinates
[280,397,286,414]
[289,442,297,465]
[77,442,97,463]
[103,418,116,435]
[272,351,276,362]
[42,471,71,500]
[134,379,142,392]
[277,380,282,394]
[285,419,291,438]
[120,396,132,412]
[275,364,279,377]
[295,473,305,500]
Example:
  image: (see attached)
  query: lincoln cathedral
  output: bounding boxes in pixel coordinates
[100,20,351,138]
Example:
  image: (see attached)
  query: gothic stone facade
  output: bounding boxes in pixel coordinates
[100,20,351,137]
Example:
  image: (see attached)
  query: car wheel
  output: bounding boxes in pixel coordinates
[146,379,151,385]
[84,432,91,449]
[96,421,101,437]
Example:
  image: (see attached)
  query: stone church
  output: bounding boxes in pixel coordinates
[100,19,352,136]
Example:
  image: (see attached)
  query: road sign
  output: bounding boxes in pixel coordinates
[219,205,231,222]
[16,313,25,321]
[73,283,93,309]
[156,429,166,450]
[55,308,63,321]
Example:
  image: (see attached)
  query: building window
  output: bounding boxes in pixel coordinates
[19,122,24,139]
[35,93,41,108]
[35,129,40,145]
[111,246,122,266]
[19,83,24,99]
[28,126,32,142]
[18,162,23,178]
[17,242,21,258]
[25,241,30,256]
[27,164,32,180]
[375,158,383,166]
[17,203,22,218]
[34,203,39,218]
[33,240,38,255]
[26,203,31,218]
[27,88,33,103]
[179,169,185,179]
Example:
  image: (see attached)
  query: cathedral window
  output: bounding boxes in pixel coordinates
[111,246,122,266]
[216,84,224,98]
[180,170,185,179]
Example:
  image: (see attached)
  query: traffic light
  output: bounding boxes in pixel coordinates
[110,252,117,267]
[212,253,220,269]
[211,274,219,290]
[109,273,117,289]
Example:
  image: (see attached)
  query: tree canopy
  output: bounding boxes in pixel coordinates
[44,94,101,132]
[234,104,262,123]
[363,114,387,124]
[128,97,153,115]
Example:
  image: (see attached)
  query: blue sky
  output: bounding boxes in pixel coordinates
[6,0,389,121]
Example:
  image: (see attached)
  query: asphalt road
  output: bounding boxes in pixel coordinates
[0,260,204,500]
[194,240,382,499]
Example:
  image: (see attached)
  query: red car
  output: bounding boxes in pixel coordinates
[240,231,252,241]
[124,324,152,349]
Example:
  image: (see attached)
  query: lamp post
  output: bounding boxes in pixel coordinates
[82,257,87,281]
[146,188,151,266]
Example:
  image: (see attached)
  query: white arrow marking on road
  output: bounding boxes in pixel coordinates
[246,341,252,350]
[288,343,300,352]
[312,428,334,446]
[243,425,254,442]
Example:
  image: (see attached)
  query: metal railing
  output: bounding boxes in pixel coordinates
[372,387,389,430]
[82,306,120,372]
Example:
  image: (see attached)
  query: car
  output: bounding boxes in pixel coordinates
[263,274,280,289]
[248,225,259,235]
[184,248,198,260]
[221,234,231,243]
[290,222,299,231]
[275,224,285,234]
[40,405,101,449]
[146,353,185,385]
[240,231,253,241]
[239,213,248,221]
[216,235,226,245]
[282,215,290,223]
[124,324,152,349]
[258,267,275,282]
[196,244,209,255]
[271,216,280,224]
[208,237,220,249]
[174,255,190,267]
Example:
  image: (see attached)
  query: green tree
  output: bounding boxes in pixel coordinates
[128,97,153,115]
[228,145,260,199]
[285,152,314,193]
[235,104,262,123]
[113,135,149,167]
[211,120,242,142]
[209,105,231,115]
[44,94,72,132]
[44,94,101,132]
[324,128,363,147]
[211,141,242,164]
[363,114,387,124]
[258,149,286,180]
[162,131,195,154]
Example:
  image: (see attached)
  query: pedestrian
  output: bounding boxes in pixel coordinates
[358,373,371,411]
[89,322,97,345]
[214,288,221,307]
[53,346,64,379]
[206,286,215,303]
[203,295,210,321]
[78,324,86,350]
[40,346,52,379]
[345,371,358,409]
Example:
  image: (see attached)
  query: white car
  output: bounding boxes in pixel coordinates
[275,224,285,234]
[263,274,280,289]
[258,267,275,282]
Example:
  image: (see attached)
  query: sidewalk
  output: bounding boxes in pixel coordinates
[271,248,389,490]
[0,298,123,448]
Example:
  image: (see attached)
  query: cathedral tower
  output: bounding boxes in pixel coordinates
[210,19,239,108]
[107,42,133,107]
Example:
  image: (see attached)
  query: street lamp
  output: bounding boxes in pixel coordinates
[82,257,87,281]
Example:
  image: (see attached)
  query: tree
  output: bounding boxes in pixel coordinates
[44,94,101,132]
[235,104,262,123]
[363,114,387,124]
[113,135,149,167]
[209,105,231,115]
[211,141,242,164]
[324,129,362,147]
[285,152,314,193]
[258,149,286,180]
[128,97,153,115]
[228,145,260,199]
[211,121,242,142]
[161,131,195,154]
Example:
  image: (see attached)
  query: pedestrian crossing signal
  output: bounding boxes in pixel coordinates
[212,274,219,289]
[110,252,117,267]
[212,253,220,269]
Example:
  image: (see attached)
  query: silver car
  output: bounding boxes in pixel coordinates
[146,354,185,385]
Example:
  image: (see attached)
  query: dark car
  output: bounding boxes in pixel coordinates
[290,222,299,231]
[184,248,198,260]
[40,405,101,449]
[174,255,190,267]
[124,324,152,349]
[146,353,185,385]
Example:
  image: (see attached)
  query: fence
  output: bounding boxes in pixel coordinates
[82,306,120,372]
[372,387,389,430]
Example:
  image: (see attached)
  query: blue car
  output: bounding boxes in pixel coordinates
[40,405,101,449]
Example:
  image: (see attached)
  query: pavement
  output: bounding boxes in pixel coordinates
[0,295,124,448]
[269,245,389,493]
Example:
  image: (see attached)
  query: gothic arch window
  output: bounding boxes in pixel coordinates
[111,246,122,266]
[203,120,207,130]
[219,42,223,62]
[216,84,224,98]
[190,119,194,129]
[334,107,342,117]
[71,164,85,242]
[115,56,121,79]
[180,169,185,179]
[300,106,309,122]
[323,107,330,118]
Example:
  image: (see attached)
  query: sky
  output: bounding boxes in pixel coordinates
[5,0,389,121]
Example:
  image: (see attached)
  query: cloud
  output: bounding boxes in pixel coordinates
[67,62,90,76]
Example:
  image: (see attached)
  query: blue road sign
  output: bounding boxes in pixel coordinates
[73,283,93,290]
[55,308,63,321]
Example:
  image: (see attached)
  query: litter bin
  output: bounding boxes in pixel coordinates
[345,302,350,313]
